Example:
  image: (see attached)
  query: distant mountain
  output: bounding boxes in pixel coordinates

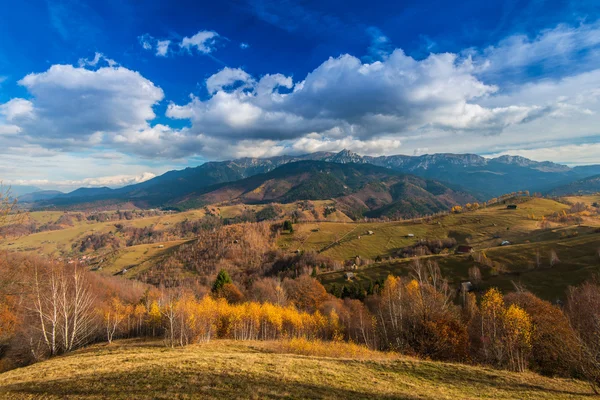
[34,150,600,209]
[171,161,476,219]
[548,175,600,196]
[63,187,115,198]
[322,152,581,198]
[18,190,63,203]
[573,165,600,178]
[3,185,42,197]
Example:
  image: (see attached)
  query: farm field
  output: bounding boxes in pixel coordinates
[101,239,191,276]
[279,198,572,261]
[319,232,600,300]
[0,339,592,400]
[0,209,205,256]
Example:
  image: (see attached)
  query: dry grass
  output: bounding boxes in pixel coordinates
[0,339,592,399]
[273,337,399,360]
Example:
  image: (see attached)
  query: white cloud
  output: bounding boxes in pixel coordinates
[474,21,600,78]
[489,143,600,165]
[156,39,171,57]
[240,42,249,49]
[138,33,153,50]
[289,135,402,156]
[8,172,156,190]
[140,30,221,57]
[365,27,392,61]
[77,52,117,68]
[205,67,255,94]
[0,125,21,135]
[14,64,164,141]
[180,30,219,53]
[167,50,542,144]
[0,98,34,121]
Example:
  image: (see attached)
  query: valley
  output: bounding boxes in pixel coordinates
[3,156,600,399]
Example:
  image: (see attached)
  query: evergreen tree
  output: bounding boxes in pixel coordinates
[283,220,294,232]
[212,269,233,293]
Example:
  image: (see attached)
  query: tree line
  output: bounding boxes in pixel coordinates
[2,252,600,392]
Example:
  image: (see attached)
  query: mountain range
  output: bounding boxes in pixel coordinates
[22,150,600,216]
[548,175,600,196]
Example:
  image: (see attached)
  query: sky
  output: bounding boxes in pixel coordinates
[1,0,600,191]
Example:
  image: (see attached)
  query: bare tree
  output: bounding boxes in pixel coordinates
[0,184,17,228]
[468,266,482,285]
[29,263,95,357]
[550,249,560,267]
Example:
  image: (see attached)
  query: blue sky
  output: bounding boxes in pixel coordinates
[1,0,600,190]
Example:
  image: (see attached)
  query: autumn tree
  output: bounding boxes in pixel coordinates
[220,283,245,304]
[103,297,126,343]
[565,281,600,392]
[250,278,287,306]
[284,275,328,313]
[479,288,506,366]
[503,304,532,372]
[506,291,579,377]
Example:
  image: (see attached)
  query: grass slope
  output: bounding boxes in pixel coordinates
[280,198,570,261]
[0,340,592,399]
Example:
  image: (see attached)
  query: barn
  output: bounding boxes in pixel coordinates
[456,245,474,254]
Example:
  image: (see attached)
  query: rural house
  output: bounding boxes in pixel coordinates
[456,245,474,254]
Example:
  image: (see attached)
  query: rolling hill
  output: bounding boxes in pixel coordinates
[0,340,591,399]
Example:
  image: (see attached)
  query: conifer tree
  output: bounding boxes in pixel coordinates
[212,269,233,293]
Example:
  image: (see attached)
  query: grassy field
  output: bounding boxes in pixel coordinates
[563,194,600,207]
[301,197,600,300]
[0,339,592,399]
[102,240,191,276]
[0,209,205,257]
[280,198,571,261]
[320,231,600,300]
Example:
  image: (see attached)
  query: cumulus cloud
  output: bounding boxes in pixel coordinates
[167,50,542,145]
[205,67,255,94]
[0,98,34,122]
[180,30,219,53]
[14,63,164,142]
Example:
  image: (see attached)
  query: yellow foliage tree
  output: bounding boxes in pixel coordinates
[503,304,533,372]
